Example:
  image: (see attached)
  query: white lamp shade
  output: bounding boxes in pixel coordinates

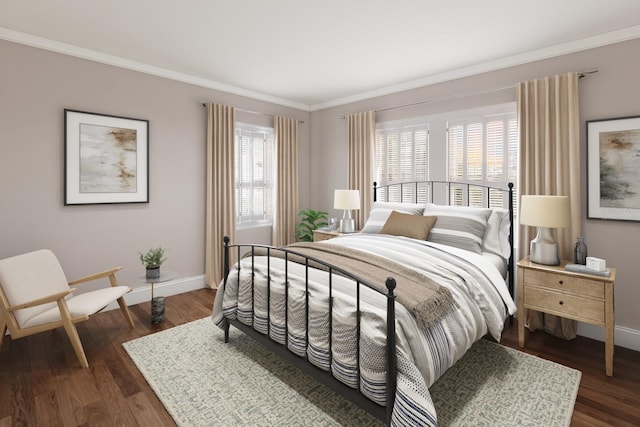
[334,189,360,210]
[520,195,571,228]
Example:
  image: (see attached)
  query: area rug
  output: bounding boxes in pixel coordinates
[123,318,581,426]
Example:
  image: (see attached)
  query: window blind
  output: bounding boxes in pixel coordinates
[235,124,274,225]
[447,111,517,210]
[375,121,430,203]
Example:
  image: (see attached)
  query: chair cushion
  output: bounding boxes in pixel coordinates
[23,286,131,328]
[0,249,69,328]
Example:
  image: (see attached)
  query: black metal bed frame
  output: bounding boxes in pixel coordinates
[221,180,515,426]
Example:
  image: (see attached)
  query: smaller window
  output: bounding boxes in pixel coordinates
[235,124,274,226]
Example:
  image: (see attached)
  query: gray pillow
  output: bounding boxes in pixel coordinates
[361,202,425,234]
[423,204,491,254]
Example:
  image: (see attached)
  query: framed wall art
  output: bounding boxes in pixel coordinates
[64,109,149,205]
[587,115,640,221]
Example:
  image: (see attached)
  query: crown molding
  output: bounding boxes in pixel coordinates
[0,27,310,112]
[3,24,640,113]
[308,24,640,111]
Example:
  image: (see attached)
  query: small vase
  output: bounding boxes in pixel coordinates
[574,237,588,265]
[146,266,160,280]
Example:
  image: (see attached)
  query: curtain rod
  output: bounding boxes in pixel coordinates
[200,102,305,124]
[339,68,599,119]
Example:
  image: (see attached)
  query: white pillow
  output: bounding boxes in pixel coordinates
[483,208,511,260]
[423,204,492,254]
[361,202,425,234]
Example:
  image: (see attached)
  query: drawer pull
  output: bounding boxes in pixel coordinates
[559,300,564,305]
[558,280,564,285]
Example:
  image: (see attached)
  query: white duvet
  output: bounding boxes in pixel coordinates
[212,234,516,426]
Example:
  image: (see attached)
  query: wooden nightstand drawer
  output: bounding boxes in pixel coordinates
[523,269,605,299]
[525,286,605,323]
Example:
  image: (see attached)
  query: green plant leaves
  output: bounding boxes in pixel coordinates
[139,247,167,268]
[295,209,328,242]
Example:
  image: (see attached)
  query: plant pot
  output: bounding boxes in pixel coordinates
[151,296,165,324]
[146,266,160,280]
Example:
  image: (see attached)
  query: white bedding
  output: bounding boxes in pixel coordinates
[212,233,516,426]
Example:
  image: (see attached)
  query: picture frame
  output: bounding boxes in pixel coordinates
[587,115,640,221]
[64,109,149,205]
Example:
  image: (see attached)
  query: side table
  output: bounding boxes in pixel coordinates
[517,257,616,376]
[137,271,177,324]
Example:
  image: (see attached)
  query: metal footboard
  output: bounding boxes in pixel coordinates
[222,236,397,425]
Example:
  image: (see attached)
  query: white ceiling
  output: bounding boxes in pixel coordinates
[2,0,640,111]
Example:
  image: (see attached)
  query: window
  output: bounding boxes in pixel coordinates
[235,124,274,225]
[375,119,429,203]
[373,105,517,213]
[447,111,517,209]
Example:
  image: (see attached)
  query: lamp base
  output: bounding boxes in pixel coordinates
[530,227,560,265]
[339,218,355,233]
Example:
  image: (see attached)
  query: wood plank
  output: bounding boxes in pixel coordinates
[127,391,173,426]
[34,391,63,427]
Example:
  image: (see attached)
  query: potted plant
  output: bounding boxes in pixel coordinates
[296,209,328,242]
[139,247,167,279]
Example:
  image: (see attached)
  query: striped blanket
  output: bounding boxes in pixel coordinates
[212,234,516,426]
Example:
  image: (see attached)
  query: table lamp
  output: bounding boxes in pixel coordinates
[520,195,570,265]
[334,189,360,233]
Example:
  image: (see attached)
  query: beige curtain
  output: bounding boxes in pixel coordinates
[272,115,299,246]
[348,111,376,230]
[205,103,236,289]
[517,72,581,338]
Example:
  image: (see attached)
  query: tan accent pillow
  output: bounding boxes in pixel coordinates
[380,211,437,240]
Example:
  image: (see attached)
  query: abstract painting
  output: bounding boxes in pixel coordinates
[587,116,640,221]
[65,110,149,205]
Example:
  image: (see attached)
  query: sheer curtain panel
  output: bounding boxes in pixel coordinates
[272,115,299,246]
[348,111,376,231]
[517,72,581,338]
[205,103,236,288]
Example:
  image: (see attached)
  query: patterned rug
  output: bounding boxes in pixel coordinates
[123,318,580,426]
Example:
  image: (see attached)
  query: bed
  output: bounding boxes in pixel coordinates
[211,181,517,426]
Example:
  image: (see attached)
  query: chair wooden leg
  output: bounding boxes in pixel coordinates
[109,273,135,329]
[0,315,7,347]
[57,300,89,368]
[117,296,135,328]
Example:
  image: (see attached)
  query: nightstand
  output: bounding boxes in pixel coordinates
[312,230,342,242]
[517,257,616,376]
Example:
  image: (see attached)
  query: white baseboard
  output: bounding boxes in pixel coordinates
[578,322,640,353]
[102,274,207,312]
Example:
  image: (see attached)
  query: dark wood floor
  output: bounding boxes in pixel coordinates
[1,288,639,426]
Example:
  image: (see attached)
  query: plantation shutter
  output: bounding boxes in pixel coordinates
[375,120,429,203]
[235,125,274,224]
[447,111,516,208]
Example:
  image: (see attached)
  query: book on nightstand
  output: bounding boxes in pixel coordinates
[565,263,611,277]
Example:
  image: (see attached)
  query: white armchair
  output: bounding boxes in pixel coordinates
[0,249,134,368]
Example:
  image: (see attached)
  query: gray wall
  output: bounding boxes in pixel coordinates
[309,38,640,342]
[2,35,639,347]
[0,39,310,290]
